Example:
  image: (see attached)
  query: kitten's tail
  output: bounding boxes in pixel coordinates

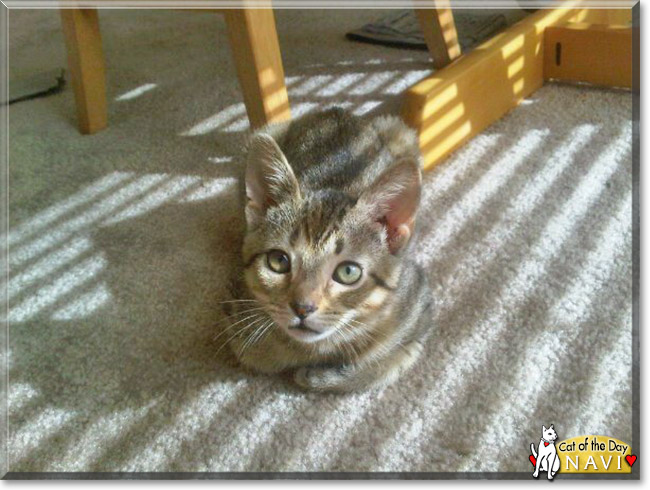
[530,443,537,458]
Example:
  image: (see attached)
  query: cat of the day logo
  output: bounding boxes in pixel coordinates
[529,425,637,479]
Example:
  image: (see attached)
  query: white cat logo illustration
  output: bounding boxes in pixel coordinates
[530,424,561,480]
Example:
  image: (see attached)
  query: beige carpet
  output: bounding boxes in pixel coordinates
[6,9,633,474]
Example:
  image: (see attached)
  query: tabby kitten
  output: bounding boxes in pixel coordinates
[224,108,433,392]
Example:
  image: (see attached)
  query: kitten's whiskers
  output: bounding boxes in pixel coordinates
[215,315,267,358]
[213,306,267,331]
[238,319,276,358]
[212,311,265,343]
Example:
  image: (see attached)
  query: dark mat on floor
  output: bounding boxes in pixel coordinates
[346,9,529,56]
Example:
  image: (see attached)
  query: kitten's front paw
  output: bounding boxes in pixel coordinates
[294,367,323,390]
[294,366,340,391]
[532,471,538,478]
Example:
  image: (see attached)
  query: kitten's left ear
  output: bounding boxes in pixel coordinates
[245,133,301,226]
[359,158,422,255]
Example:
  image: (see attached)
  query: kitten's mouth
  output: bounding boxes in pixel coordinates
[285,320,332,342]
[290,322,320,334]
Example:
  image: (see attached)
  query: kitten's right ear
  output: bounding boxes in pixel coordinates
[245,133,300,225]
[358,157,421,255]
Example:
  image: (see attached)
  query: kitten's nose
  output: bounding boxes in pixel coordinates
[290,301,317,319]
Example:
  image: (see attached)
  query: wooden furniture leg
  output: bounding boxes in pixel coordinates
[415,3,462,69]
[60,9,107,134]
[224,8,291,129]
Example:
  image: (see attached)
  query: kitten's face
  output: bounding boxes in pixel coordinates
[242,130,420,346]
[243,193,395,344]
[542,425,557,441]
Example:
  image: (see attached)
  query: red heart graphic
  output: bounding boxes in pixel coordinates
[529,455,537,466]
[625,455,637,467]
[544,442,549,447]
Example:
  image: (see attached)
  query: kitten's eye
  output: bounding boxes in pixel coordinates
[266,249,291,274]
[333,262,362,285]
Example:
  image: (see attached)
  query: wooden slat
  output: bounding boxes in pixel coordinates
[224,8,291,129]
[415,3,461,69]
[401,7,625,170]
[544,23,632,89]
[60,9,107,134]
[571,8,632,25]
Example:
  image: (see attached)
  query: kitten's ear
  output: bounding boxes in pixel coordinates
[245,133,300,225]
[550,425,554,429]
[543,425,547,432]
[359,158,421,255]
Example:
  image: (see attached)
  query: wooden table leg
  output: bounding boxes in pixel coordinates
[224,8,291,129]
[415,3,462,69]
[60,9,107,134]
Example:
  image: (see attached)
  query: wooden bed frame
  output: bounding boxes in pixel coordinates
[61,2,634,165]
[59,2,462,136]
[402,5,634,170]
[60,6,292,134]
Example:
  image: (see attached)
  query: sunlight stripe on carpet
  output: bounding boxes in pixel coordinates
[9,174,169,267]
[8,255,106,322]
[419,133,501,207]
[102,175,202,225]
[10,407,75,465]
[51,282,111,320]
[134,384,238,471]
[374,127,631,468]
[7,236,93,301]
[3,172,133,248]
[210,394,309,471]
[460,196,632,470]
[419,123,599,298]
[417,129,548,253]
[8,382,39,412]
[59,402,156,471]
[566,322,632,437]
